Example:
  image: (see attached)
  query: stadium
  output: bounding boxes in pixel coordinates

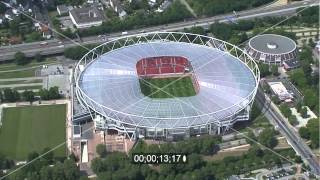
[246,34,298,65]
[74,32,260,140]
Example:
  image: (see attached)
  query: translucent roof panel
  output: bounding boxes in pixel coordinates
[79,41,257,128]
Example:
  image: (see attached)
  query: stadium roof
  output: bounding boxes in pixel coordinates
[78,41,257,128]
[249,34,296,55]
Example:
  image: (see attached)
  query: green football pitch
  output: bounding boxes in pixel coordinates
[0,104,66,160]
[139,76,196,98]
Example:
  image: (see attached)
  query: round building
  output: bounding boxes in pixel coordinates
[246,34,298,65]
[74,32,260,140]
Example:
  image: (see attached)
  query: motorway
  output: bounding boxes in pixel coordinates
[0,0,318,61]
[255,88,320,176]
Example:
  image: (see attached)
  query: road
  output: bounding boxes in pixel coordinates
[0,0,318,61]
[255,88,320,176]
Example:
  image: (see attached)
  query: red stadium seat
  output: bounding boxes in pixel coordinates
[136,56,190,77]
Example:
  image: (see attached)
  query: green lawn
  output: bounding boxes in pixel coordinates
[139,76,196,98]
[0,79,42,85]
[0,104,66,160]
[0,69,36,79]
[0,58,56,72]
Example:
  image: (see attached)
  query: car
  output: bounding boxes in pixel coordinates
[40,41,48,46]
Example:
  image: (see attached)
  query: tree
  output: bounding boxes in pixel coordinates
[270,64,279,76]
[271,96,281,105]
[299,127,310,139]
[91,158,105,173]
[279,104,291,118]
[288,115,298,126]
[0,91,3,103]
[258,128,278,149]
[258,63,271,77]
[35,53,44,62]
[294,155,302,163]
[298,118,319,148]
[52,162,65,180]
[0,3,7,14]
[39,88,50,100]
[63,159,80,180]
[41,147,54,163]
[22,90,35,104]
[39,87,60,100]
[96,144,107,158]
[308,38,316,48]
[14,51,30,65]
[296,101,303,113]
[305,118,320,148]
[48,86,61,99]
[300,107,308,118]
[40,166,53,180]
[3,88,20,102]
[27,151,39,162]
[26,32,42,42]
[210,23,232,41]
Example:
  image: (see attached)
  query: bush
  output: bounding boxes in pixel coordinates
[15,51,30,65]
[288,115,298,126]
[96,144,107,158]
[279,104,291,118]
[300,107,309,118]
[258,128,278,149]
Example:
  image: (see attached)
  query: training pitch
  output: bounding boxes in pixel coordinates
[139,76,196,98]
[0,104,66,160]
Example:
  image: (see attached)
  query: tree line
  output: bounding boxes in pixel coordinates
[1,149,82,180]
[91,138,298,180]
[299,118,319,149]
[187,0,273,17]
[0,86,61,104]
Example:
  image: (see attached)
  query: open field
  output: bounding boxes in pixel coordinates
[0,69,36,79]
[0,79,43,85]
[0,58,57,79]
[0,104,66,160]
[0,58,57,72]
[139,76,196,98]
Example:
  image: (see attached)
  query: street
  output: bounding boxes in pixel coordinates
[0,0,318,61]
[255,88,320,176]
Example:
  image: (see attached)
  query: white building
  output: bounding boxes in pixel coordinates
[69,7,105,29]
[268,81,293,101]
[56,5,70,15]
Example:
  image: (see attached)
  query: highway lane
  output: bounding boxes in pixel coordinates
[0,0,317,61]
[256,88,320,176]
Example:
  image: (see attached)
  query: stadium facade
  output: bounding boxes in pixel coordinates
[74,32,260,141]
[246,34,298,65]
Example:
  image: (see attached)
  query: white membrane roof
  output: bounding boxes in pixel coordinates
[78,41,257,128]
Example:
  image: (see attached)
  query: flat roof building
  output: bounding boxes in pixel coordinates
[69,7,105,29]
[268,81,293,101]
[283,60,300,70]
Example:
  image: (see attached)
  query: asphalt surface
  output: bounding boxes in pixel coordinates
[256,88,320,176]
[0,0,318,61]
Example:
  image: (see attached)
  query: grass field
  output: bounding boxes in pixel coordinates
[139,76,196,98]
[0,104,66,160]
